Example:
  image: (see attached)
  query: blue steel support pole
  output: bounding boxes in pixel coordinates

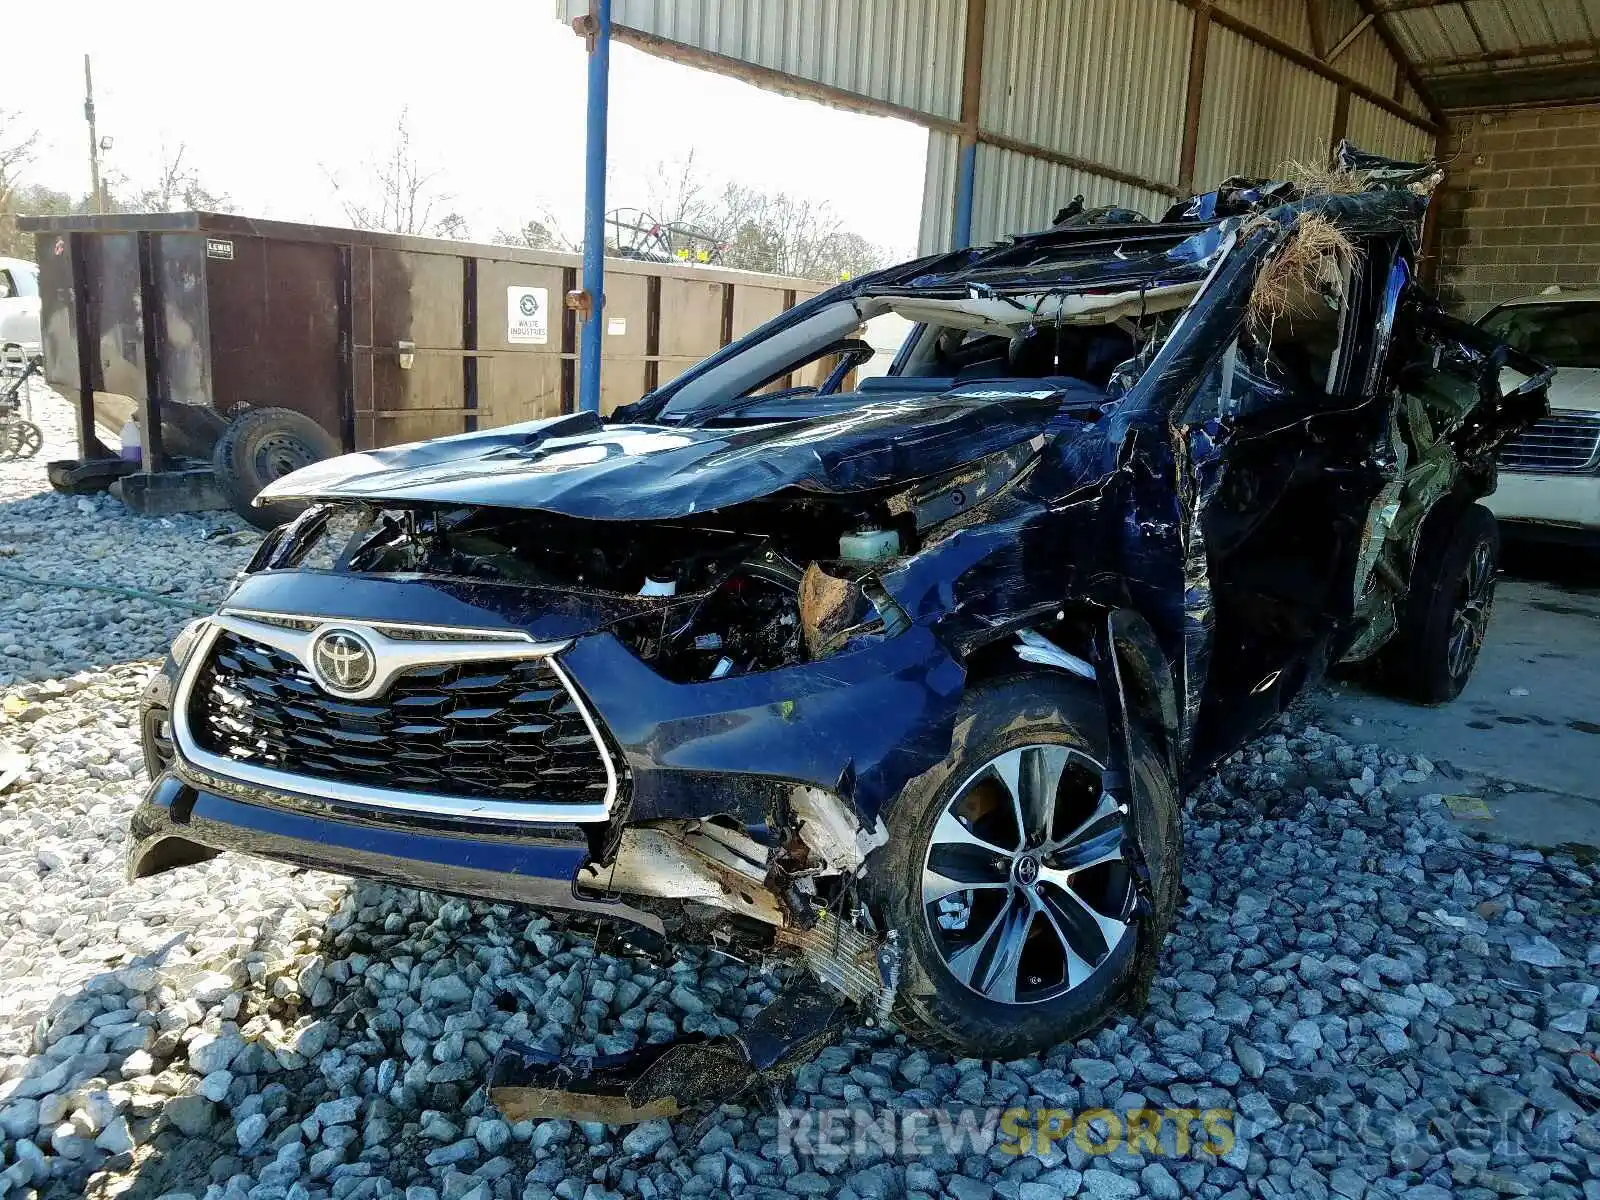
[952,142,977,249]
[578,0,612,414]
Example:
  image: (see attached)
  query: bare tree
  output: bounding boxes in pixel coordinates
[433,211,471,240]
[325,109,458,237]
[609,155,887,280]
[0,109,42,257]
[129,142,232,213]
[644,151,721,234]
[493,216,575,252]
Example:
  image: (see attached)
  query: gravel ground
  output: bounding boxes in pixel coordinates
[0,386,1595,1200]
[0,383,257,688]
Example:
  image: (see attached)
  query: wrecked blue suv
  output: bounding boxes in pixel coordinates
[133,147,1549,1063]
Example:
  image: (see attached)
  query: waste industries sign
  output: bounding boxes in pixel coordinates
[507,286,549,345]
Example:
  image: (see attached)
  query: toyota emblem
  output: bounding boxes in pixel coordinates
[310,628,377,693]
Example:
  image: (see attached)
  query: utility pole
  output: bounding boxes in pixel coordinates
[84,54,102,214]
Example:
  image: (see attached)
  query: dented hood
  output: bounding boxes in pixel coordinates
[258,393,1068,519]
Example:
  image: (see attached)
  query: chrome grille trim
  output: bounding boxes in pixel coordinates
[1499,411,1600,474]
[171,614,616,823]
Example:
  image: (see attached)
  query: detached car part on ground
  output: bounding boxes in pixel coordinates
[130,145,1550,1109]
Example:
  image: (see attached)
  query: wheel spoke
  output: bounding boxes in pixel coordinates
[1467,542,1494,600]
[1034,891,1096,988]
[1017,745,1069,848]
[930,808,1016,860]
[1038,877,1128,966]
[1045,823,1125,874]
[971,893,1035,1003]
[1052,791,1124,854]
[985,749,1028,852]
[943,889,1014,987]
[923,859,1012,905]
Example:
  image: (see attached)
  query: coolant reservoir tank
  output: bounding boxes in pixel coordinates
[838,528,901,561]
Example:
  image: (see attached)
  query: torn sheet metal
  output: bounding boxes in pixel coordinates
[489,988,848,1125]
[258,393,1069,518]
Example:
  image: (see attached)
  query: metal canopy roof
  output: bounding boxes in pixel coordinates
[1373,0,1600,109]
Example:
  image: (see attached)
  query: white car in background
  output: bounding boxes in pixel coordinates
[1478,289,1600,547]
[0,257,42,360]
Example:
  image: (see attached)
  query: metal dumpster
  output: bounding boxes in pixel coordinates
[15,211,828,522]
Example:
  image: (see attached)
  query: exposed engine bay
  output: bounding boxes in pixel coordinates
[256,412,1057,685]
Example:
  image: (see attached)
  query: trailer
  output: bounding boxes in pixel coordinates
[15,211,827,525]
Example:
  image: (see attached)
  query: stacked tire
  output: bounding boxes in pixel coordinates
[211,407,340,530]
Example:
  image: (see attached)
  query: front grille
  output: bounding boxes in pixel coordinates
[1499,411,1600,473]
[187,630,609,806]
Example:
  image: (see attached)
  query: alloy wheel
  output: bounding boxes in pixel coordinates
[1448,538,1495,683]
[921,744,1135,1006]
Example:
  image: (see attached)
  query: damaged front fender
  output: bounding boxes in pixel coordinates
[562,623,965,827]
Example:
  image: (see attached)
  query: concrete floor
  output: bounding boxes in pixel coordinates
[1315,543,1600,850]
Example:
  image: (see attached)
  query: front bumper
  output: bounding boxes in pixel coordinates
[134,570,968,906]
[1485,471,1600,533]
[129,771,662,930]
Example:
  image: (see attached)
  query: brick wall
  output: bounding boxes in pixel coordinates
[1433,104,1600,318]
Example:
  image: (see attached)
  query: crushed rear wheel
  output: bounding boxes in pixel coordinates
[1380,501,1499,704]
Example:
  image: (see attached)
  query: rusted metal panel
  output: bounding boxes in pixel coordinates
[585,0,966,122]
[208,237,344,437]
[1346,96,1434,163]
[659,275,728,364]
[84,233,145,407]
[1194,26,1340,189]
[978,0,1191,191]
[358,248,465,446]
[731,283,787,340]
[970,143,1170,245]
[33,234,79,397]
[596,270,651,417]
[18,212,830,453]
[154,234,211,409]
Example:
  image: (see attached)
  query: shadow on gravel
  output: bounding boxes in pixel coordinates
[1,889,334,1200]
[0,485,257,690]
[13,879,771,1200]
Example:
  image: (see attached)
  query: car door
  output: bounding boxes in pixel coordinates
[1176,235,1408,770]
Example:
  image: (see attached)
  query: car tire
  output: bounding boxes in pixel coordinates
[1380,501,1499,704]
[212,407,339,530]
[864,672,1168,1058]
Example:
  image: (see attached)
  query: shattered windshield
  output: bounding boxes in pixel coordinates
[1479,301,1600,369]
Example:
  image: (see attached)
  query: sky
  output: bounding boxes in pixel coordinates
[3,0,930,258]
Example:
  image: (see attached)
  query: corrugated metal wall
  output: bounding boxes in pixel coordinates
[1347,97,1435,162]
[1193,25,1340,189]
[1214,0,1313,51]
[920,131,960,254]
[580,0,1436,256]
[971,143,1172,244]
[594,0,966,120]
[978,0,1191,192]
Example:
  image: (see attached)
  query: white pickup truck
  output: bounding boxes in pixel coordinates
[1479,289,1600,547]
